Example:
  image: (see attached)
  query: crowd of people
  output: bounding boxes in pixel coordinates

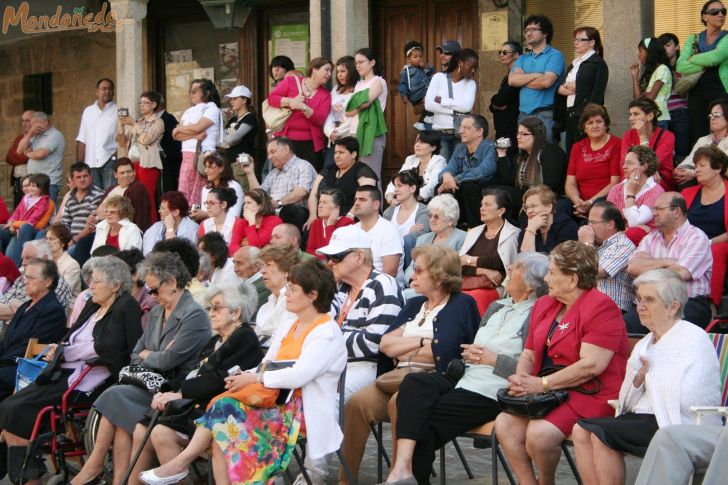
[0,2,727,485]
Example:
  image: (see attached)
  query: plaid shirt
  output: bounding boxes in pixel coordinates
[632,221,712,298]
[261,155,317,205]
[597,232,635,311]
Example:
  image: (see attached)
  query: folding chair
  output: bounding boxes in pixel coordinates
[691,332,728,424]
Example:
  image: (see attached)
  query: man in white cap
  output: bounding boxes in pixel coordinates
[318,225,404,400]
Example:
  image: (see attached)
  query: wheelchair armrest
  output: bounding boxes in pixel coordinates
[690,406,728,425]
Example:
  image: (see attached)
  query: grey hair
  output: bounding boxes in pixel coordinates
[81,257,100,286]
[139,252,192,288]
[512,251,549,297]
[198,253,213,280]
[427,194,460,225]
[246,246,261,263]
[633,269,688,318]
[31,112,49,121]
[23,239,52,260]
[203,282,257,323]
[92,255,133,293]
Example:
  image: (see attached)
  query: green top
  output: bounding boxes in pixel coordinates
[346,89,388,157]
[677,32,728,92]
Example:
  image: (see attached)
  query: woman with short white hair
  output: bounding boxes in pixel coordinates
[573,269,721,485]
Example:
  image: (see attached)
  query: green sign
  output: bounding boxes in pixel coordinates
[271,24,310,71]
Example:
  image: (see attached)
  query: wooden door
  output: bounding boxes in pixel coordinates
[373,0,478,184]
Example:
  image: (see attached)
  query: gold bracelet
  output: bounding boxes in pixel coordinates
[542,376,550,393]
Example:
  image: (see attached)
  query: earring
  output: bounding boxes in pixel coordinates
[458,66,462,74]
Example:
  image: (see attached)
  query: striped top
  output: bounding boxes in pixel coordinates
[333,269,404,361]
[62,186,105,237]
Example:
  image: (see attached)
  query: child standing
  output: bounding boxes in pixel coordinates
[399,41,434,124]
[630,37,673,130]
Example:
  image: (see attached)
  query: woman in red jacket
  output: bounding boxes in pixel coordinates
[238,188,283,248]
[495,240,628,485]
[621,96,676,190]
[267,57,333,172]
[198,187,244,256]
[681,145,728,311]
[306,187,354,258]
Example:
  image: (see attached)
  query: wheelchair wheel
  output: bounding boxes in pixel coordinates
[81,407,113,482]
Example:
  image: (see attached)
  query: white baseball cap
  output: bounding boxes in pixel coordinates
[317,226,371,256]
[224,85,253,99]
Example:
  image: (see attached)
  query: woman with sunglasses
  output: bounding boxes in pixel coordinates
[557,27,609,154]
[78,252,210,485]
[340,245,480,484]
[490,41,522,156]
[677,1,728,146]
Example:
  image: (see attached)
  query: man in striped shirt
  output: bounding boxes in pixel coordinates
[318,225,404,400]
[62,163,104,265]
[625,192,712,332]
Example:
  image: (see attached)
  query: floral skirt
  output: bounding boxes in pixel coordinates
[178,151,207,206]
[196,395,304,485]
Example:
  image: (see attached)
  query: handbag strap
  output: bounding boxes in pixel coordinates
[33,346,50,361]
[651,127,665,151]
[539,364,602,395]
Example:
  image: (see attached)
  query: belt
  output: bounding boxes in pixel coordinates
[533,105,554,114]
[438,129,456,135]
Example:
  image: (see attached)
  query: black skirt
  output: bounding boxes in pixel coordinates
[0,371,95,439]
[577,413,659,457]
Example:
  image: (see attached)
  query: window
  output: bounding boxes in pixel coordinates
[23,73,52,115]
[654,0,705,48]
[526,0,604,59]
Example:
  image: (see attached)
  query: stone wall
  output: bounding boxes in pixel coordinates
[0,30,116,208]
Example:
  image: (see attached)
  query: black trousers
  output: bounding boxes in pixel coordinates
[279,204,309,232]
[623,295,712,334]
[396,372,501,485]
[445,180,490,229]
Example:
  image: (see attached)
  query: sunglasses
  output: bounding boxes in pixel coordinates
[707,7,727,15]
[147,284,161,295]
[326,250,352,264]
[708,112,724,119]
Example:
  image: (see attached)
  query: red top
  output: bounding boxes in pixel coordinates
[620,127,676,191]
[0,254,20,284]
[567,135,622,201]
[526,289,628,419]
[682,179,728,233]
[5,134,29,167]
[306,216,355,259]
[0,196,9,225]
[268,76,332,152]
[106,233,120,249]
[236,214,284,248]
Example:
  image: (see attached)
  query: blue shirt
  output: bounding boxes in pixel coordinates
[440,139,497,185]
[512,44,565,114]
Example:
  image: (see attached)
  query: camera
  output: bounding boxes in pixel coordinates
[190,204,201,212]
[227,365,242,376]
[118,107,129,117]
[496,137,512,149]
[237,153,252,166]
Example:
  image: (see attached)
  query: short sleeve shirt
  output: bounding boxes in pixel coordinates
[648,65,673,121]
[28,127,65,186]
[180,102,221,152]
[357,217,404,283]
[318,162,378,214]
[261,155,317,205]
[512,45,565,114]
[567,135,622,201]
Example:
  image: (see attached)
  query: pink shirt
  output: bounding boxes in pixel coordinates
[61,315,111,393]
[268,76,331,152]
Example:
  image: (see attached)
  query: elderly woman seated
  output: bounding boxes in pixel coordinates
[340,245,481,484]
[519,185,578,254]
[572,269,721,485]
[495,241,629,485]
[119,282,264,484]
[0,256,142,484]
[72,252,211,485]
[139,259,347,485]
[380,251,550,485]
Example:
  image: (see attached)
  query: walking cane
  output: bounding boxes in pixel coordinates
[121,408,161,485]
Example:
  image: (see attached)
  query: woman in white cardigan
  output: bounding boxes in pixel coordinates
[674,99,728,188]
[572,269,721,485]
[384,130,447,204]
[91,195,143,253]
[459,187,519,315]
[140,259,346,485]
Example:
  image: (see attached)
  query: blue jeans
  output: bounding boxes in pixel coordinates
[49,184,59,205]
[520,110,555,144]
[656,120,670,131]
[90,156,116,191]
[438,132,457,162]
[3,224,37,266]
[68,233,95,268]
[668,107,691,160]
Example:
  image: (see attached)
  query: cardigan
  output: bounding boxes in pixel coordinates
[260,316,347,459]
[91,218,143,253]
[237,214,284,248]
[682,178,728,234]
[403,229,467,283]
[555,53,609,128]
[460,220,520,277]
[382,202,431,241]
[118,115,165,170]
[677,32,728,93]
[382,292,480,375]
[103,180,154,231]
[384,154,448,202]
[526,289,628,419]
[677,134,728,170]
[619,320,721,427]
[496,143,568,196]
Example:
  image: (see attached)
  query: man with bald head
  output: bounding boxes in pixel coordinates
[232,246,270,319]
[16,111,65,203]
[270,223,316,261]
[5,110,34,206]
[625,191,712,331]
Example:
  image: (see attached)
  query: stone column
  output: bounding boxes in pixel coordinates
[603,0,654,135]
[330,0,369,61]
[110,0,148,118]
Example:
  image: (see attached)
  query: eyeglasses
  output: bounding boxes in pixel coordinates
[412,266,426,276]
[497,50,515,56]
[146,284,161,295]
[205,304,230,312]
[708,112,724,119]
[204,200,220,206]
[516,132,533,137]
[523,27,542,34]
[188,88,200,94]
[326,250,352,264]
[706,7,727,15]
[428,213,445,221]
[574,37,591,42]
[522,204,544,211]
[139,101,154,105]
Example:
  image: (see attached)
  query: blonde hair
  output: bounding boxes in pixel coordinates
[104,195,135,220]
[411,245,462,293]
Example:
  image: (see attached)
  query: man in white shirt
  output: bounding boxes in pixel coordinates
[76,78,118,190]
[351,185,404,283]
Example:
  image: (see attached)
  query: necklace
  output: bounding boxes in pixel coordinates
[417,294,449,326]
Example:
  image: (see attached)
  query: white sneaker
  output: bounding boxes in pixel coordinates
[292,472,325,485]
[413,122,426,131]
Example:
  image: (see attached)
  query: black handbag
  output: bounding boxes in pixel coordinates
[496,365,601,419]
[34,344,66,386]
[119,365,166,394]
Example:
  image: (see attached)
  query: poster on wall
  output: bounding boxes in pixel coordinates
[271,24,309,71]
[219,42,240,80]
